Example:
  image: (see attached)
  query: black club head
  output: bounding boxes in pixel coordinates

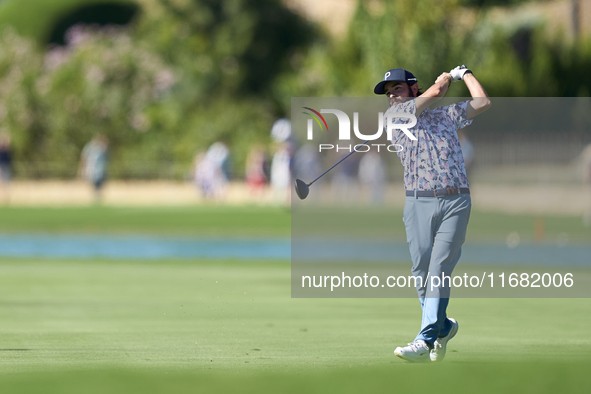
[294,179,309,200]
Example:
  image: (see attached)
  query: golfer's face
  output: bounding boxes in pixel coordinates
[384,82,413,105]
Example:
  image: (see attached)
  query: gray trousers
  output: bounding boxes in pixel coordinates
[402,193,471,344]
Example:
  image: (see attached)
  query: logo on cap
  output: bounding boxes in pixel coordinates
[384,72,391,79]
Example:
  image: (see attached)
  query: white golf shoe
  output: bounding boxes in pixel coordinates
[430,318,459,362]
[394,340,431,363]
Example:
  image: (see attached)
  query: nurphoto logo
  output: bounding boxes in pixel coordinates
[302,107,417,153]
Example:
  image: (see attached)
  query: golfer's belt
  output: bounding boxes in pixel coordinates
[406,187,470,197]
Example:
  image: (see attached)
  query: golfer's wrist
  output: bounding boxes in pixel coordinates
[444,75,452,88]
[462,71,474,81]
[438,74,452,87]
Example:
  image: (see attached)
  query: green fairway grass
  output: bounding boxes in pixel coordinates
[0,258,590,392]
[1,205,590,244]
[0,205,590,393]
[2,361,591,394]
[0,206,291,237]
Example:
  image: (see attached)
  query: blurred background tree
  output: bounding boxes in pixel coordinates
[0,0,315,178]
[0,0,588,179]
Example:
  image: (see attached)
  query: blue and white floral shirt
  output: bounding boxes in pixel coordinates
[385,100,472,191]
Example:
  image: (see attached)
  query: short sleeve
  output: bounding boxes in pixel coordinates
[447,100,473,130]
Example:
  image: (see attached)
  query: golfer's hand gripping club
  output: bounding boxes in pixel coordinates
[449,65,471,82]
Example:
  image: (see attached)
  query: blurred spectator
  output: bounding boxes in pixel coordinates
[0,132,12,182]
[270,119,293,204]
[458,129,474,182]
[194,142,230,201]
[78,134,109,203]
[0,132,12,203]
[245,145,268,196]
[270,142,292,204]
[271,118,292,145]
[358,151,386,205]
[582,143,591,227]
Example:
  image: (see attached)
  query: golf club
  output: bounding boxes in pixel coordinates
[294,140,369,200]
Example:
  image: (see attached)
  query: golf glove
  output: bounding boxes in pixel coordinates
[449,65,471,81]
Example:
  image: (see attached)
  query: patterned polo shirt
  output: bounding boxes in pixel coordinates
[385,100,472,191]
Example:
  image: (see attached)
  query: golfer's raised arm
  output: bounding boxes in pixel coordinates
[464,73,491,119]
[416,72,452,114]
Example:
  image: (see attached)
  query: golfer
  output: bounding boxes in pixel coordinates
[374,66,490,362]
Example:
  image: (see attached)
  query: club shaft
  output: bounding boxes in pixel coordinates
[308,140,369,186]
